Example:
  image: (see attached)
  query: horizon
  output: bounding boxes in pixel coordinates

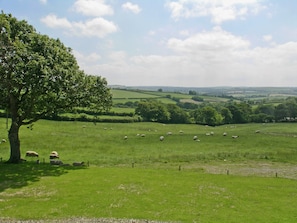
[1,0,297,87]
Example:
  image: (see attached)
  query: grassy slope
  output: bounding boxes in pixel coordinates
[1,119,297,222]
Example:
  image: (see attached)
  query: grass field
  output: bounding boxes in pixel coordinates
[1,118,297,222]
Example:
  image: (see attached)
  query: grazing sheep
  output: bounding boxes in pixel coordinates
[193,136,198,140]
[232,135,239,139]
[49,151,59,159]
[26,151,39,157]
[255,130,260,133]
[73,161,85,166]
[210,131,214,135]
[167,132,172,135]
[50,160,63,165]
[179,130,184,134]
[124,136,128,140]
[160,136,164,141]
[1,139,6,143]
[205,133,211,136]
[223,132,227,136]
[141,134,145,137]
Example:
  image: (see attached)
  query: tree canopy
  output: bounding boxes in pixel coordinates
[0,12,112,163]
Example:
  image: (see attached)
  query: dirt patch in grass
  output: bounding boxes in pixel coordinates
[200,162,297,179]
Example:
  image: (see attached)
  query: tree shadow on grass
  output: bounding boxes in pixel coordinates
[0,161,87,192]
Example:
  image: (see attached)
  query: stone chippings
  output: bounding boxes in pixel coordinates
[0,218,179,223]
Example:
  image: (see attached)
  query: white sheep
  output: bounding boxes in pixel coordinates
[232,135,239,139]
[26,151,39,157]
[124,136,128,140]
[1,139,7,143]
[223,132,227,136]
[167,132,172,135]
[160,136,164,141]
[50,160,63,165]
[49,151,59,159]
[193,136,198,140]
[255,130,260,133]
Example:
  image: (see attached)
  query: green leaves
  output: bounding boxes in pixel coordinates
[0,12,112,125]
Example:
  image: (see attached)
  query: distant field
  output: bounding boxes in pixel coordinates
[111,88,230,105]
[111,89,160,99]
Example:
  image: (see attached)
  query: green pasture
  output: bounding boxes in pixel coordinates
[110,107,135,113]
[111,89,232,106]
[1,118,297,222]
[111,89,159,99]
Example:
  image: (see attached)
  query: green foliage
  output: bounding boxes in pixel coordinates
[0,12,112,163]
[193,106,223,126]
[135,100,170,123]
[191,95,204,102]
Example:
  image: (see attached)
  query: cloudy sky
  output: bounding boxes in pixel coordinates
[1,0,297,87]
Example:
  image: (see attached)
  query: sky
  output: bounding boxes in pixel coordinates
[1,0,297,87]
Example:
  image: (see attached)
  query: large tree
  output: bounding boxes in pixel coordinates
[0,13,112,163]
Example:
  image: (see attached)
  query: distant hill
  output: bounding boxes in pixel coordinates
[109,85,297,98]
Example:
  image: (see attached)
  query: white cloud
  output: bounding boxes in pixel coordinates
[78,28,297,87]
[168,27,250,54]
[72,18,117,38]
[166,0,266,24]
[179,30,190,36]
[40,14,72,29]
[40,0,47,4]
[72,50,101,70]
[72,0,114,17]
[41,15,117,38]
[122,2,142,14]
[263,35,272,42]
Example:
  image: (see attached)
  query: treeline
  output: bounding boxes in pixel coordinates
[1,96,296,125]
[135,97,297,125]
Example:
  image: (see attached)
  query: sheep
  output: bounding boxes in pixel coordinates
[167,132,172,135]
[210,131,214,136]
[223,132,227,136]
[1,139,6,143]
[26,151,39,157]
[255,130,260,133]
[232,135,239,139]
[193,136,198,140]
[50,160,63,165]
[73,161,85,166]
[124,136,128,140]
[205,133,211,136]
[49,151,59,159]
[160,136,164,141]
[140,134,145,137]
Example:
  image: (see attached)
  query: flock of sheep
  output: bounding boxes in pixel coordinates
[122,129,246,142]
[25,150,85,166]
[1,127,261,164]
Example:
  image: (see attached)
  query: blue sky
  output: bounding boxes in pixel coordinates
[1,0,297,87]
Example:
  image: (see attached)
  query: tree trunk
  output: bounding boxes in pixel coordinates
[8,120,21,163]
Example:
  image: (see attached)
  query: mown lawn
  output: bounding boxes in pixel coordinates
[1,164,297,222]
